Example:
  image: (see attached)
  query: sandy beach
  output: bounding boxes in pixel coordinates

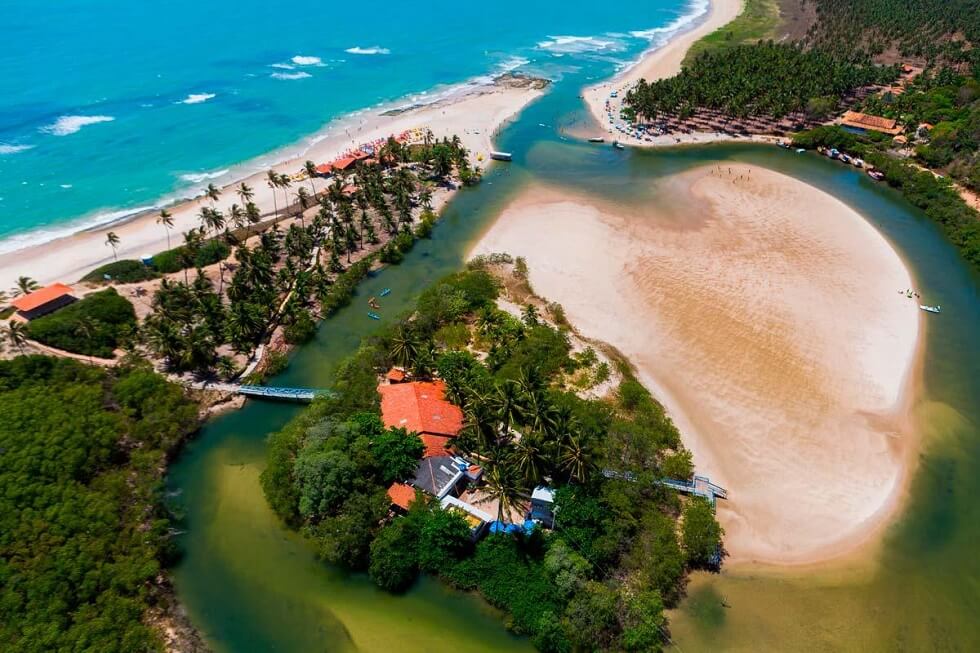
[0,77,545,290]
[579,0,745,143]
[472,165,922,564]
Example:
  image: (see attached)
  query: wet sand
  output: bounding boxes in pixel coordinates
[471,164,921,564]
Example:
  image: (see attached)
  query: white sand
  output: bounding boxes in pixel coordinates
[0,79,545,290]
[580,0,745,144]
[472,165,922,564]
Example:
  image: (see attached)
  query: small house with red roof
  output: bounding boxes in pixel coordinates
[10,283,76,322]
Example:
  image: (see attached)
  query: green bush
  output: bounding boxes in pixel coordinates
[25,288,136,357]
[81,259,158,284]
[152,239,230,274]
[284,311,317,344]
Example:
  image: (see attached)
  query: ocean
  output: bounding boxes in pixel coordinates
[0,0,704,254]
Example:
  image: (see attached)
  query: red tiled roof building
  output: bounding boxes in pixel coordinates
[378,380,464,457]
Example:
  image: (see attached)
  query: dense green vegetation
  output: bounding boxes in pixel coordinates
[261,264,722,650]
[859,67,980,191]
[794,125,980,270]
[81,259,158,284]
[0,356,200,652]
[25,288,136,357]
[682,0,779,65]
[151,239,230,275]
[802,0,980,67]
[626,42,892,121]
[142,135,472,375]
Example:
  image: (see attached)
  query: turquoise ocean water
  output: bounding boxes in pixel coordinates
[0,0,703,253]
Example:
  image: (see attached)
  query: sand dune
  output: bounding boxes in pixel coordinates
[472,164,921,564]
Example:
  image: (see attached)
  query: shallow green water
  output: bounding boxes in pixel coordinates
[169,78,980,651]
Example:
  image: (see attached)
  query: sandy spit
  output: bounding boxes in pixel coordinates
[470,165,922,565]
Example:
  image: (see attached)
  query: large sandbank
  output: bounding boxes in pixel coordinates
[472,164,922,564]
[0,77,545,290]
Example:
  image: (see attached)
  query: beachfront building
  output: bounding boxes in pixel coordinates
[839,111,904,137]
[10,283,76,322]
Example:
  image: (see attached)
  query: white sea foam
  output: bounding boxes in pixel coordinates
[271,71,312,80]
[60,184,73,189]
[629,0,709,41]
[0,204,157,255]
[345,46,390,55]
[291,55,325,66]
[497,56,530,73]
[179,169,230,184]
[40,115,115,136]
[0,144,34,154]
[536,35,626,55]
[179,92,217,105]
[270,62,295,70]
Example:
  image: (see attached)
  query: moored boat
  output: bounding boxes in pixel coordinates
[368,312,381,320]
[489,151,512,161]
[613,141,625,150]
[919,304,941,314]
[588,137,605,143]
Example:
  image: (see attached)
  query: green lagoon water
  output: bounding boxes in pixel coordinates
[169,77,980,651]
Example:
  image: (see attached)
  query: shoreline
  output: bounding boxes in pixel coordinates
[470,166,923,567]
[579,0,746,144]
[0,74,546,289]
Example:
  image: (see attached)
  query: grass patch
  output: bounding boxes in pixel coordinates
[682,0,780,66]
[81,259,159,284]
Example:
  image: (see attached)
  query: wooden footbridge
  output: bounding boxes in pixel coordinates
[602,469,729,507]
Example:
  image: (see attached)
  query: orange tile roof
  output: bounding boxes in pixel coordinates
[378,380,464,439]
[421,434,453,458]
[841,111,903,135]
[386,368,407,382]
[332,156,358,170]
[315,163,333,174]
[387,482,416,511]
[11,283,74,312]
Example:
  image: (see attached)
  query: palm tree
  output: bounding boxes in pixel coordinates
[157,209,175,249]
[492,379,526,435]
[228,203,246,234]
[266,170,281,220]
[205,182,221,206]
[294,187,310,228]
[0,290,8,307]
[511,432,549,486]
[389,326,420,368]
[278,173,293,215]
[237,182,254,207]
[521,304,540,327]
[5,321,27,353]
[303,160,319,197]
[478,464,524,525]
[560,434,592,483]
[73,317,98,363]
[105,231,120,261]
[245,202,262,236]
[12,276,40,296]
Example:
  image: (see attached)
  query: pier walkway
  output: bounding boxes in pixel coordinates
[602,469,729,507]
[189,381,334,402]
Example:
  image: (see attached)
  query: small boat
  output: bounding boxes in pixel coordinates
[919,305,941,314]
[588,137,605,143]
[379,288,391,297]
[612,141,625,150]
[368,312,381,320]
[868,169,885,181]
[489,151,512,161]
[795,148,806,153]
[840,153,852,164]
[828,148,840,159]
